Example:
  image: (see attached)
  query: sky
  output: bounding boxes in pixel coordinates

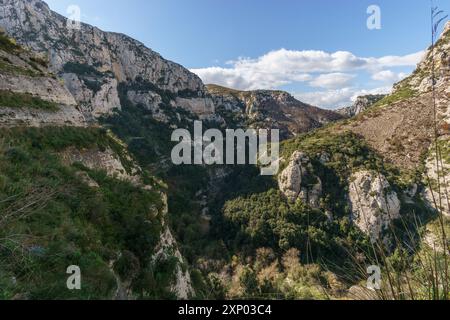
[44,0,450,109]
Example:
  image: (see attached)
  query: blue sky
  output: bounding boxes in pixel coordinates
[45,0,450,108]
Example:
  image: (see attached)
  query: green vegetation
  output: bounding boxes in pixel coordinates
[29,56,49,68]
[0,127,174,299]
[0,57,41,77]
[370,86,418,109]
[0,90,59,111]
[222,189,369,261]
[0,30,22,54]
[62,62,105,77]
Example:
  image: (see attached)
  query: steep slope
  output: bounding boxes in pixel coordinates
[0,31,194,300]
[0,29,85,126]
[336,94,387,118]
[0,0,215,122]
[207,84,343,139]
[339,22,450,169]
[278,21,450,243]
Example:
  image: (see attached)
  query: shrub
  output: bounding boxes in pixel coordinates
[0,90,58,111]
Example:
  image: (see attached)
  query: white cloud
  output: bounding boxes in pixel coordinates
[309,73,355,89]
[294,86,392,109]
[371,70,408,83]
[191,48,424,91]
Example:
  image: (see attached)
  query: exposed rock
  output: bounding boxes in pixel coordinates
[0,34,87,127]
[207,84,343,138]
[175,96,215,118]
[59,146,141,184]
[348,170,401,242]
[153,227,194,300]
[0,104,86,127]
[337,94,387,118]
[341,22,449,170]
[153,194,195,300]
[278,151,322,208]
[62,73,120,118]
[74,171,99,188]
[61,146,195,299]
[422,139,450,217]
[0,0,214,119]
[0,74,77,106]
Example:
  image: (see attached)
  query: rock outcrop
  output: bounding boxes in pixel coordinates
[423,139,450,217]
[278,151,322,208]
[337,94,386,118]
[341,22,449,170]
[0,0,215,120]
[348,170,401,242]
[207,84,343,139]
[60,142,195,300]
[0,32,87,127]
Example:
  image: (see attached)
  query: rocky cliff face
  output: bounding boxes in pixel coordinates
[0,26,193,299]
[348,170,401,242]
[423,138,450,217]
[0,29,86,126]
[337,94,386,118]
[278,151,322,208]
[207,84,343,139]
[0,0,215,121]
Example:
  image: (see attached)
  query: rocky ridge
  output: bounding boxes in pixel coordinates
[207,84,343,139]
[337,94,387,118]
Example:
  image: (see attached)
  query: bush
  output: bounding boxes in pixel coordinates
[0,90,58,111]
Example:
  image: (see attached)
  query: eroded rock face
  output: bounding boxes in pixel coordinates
[337,94,387,118]
[60,146,195,299]
[423,139,450,217]
[0,105,86,127]
[278,151,322,208]
[60,146,141,184]
[0,0,214,119]
[0,32,87,127]
[348,170,401,242]
[153,194,195,300]
[207,84,343,138]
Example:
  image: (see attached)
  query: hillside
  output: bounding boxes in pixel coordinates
[0,27,193,300]
[0,0,449,301]
[338,22,450,169]
[0,0,215,123]
[207,84,343,139]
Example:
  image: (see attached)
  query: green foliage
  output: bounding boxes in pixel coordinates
[83,79,103,94]
[222,189,369,264]
[0,57,41,77]
[62,62,104,77]
[0,127,165,299]
[370,86,418,109]
[0,31,22,54]
[100,84,176,167]
[0,90,58,111]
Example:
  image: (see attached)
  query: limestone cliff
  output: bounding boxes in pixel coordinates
[0,0,215,120]
[337,94,386,118]
[348,170,401,242]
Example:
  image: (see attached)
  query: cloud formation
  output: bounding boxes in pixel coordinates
[191,49,424,91]
[191,49,424,108]
[294,86,392,109]
[371,70,408,83]
[309,73,356,89]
